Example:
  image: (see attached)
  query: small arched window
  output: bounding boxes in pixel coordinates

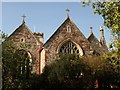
[67,25,71,32]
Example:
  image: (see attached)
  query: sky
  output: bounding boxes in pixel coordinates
[0,2,113,89]
[2,2,111,46]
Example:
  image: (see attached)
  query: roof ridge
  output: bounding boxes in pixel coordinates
[44,16,70,46]
[87,32,101,45]
[7,22,40,45]
[88,32,93,40]
[6,23,25,39]
[23,24,40,44]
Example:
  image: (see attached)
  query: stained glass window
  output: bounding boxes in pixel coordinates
[59,41,83,56]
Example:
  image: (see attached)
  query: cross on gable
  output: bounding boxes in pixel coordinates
[22,15,26,19]
[22,14,26,23]
[66,9,70,17]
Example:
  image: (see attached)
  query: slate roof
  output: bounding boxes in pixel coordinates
[6,21,39,44]
[44,16,71,46]
[88,32,107,55]
[6,16,108,56]
[44,16,90,47]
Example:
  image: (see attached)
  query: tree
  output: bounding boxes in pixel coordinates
[82,2,120,87]
[82,1,120,49]
[82,2,120,35]
[2,40,37,89]
[2,40,17,89]
[40,54,95,89]
[84,56,115,88]
[104,52,120,87]
[40,54,119,89]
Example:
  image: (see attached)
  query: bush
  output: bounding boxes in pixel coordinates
[40,54,94,89]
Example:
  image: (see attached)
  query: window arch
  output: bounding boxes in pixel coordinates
[15,49,32,79]
[59,40,83,56]
[67,25,71,32]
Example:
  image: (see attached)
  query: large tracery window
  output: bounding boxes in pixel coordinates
[59,41,83,56]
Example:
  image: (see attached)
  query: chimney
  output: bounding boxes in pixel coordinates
[33,32,44,44]
[100,26,106,45]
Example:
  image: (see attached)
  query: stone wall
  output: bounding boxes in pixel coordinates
[7,23,43,73]
[44,17,93,63]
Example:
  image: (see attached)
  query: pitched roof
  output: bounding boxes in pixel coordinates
[6,21,39,44]
[88,32,100,43]
[88,32,104,55]
[44,16,90,46]
[44,16,71,46]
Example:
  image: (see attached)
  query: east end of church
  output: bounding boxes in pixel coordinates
[6,15,108,75]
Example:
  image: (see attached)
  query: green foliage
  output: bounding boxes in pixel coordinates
[104,51,120,87]
[82,2,120,50]
[2,40,35,89]
[41,54,94,88]
[92,2,119,28]
[84,56,114,85]
[0,31,8,39]
[2,40,17,89]
[82,3,120,86]
[46,54,90,83]
[82,2,120,36]
[40,54,120,88]
[0,31,8,43]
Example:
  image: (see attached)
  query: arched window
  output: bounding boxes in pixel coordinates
[15,50,32,79]
[67,25,71,32]
[59,41,83,56]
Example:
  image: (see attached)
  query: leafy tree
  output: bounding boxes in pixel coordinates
[82,1,120,50]
[2,40,17,89]
[90,2,120,53]
[82,2,120,36]
[84,56,115,88]
[41,54,95,89]
[40,54,119,89]
[82,2,120,87]
[104,52,120,87]
[2,40,37,89]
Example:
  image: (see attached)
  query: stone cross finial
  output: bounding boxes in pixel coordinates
[90,26,93,34]
[22,14,26,24]
[66,9,70,17]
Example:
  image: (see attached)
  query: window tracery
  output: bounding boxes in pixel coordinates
[59,41,83,56]
[15,50,32,79]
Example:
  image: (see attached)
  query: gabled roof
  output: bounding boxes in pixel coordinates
[44,16,71,46]
[88,32,103,55]
[88,32,100,44]
[6,21,39,44]
[44,16,89,46]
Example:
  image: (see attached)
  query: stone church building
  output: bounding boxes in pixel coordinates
[6,15,108,75]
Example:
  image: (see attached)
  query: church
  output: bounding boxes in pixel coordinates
[6,13,108,75]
